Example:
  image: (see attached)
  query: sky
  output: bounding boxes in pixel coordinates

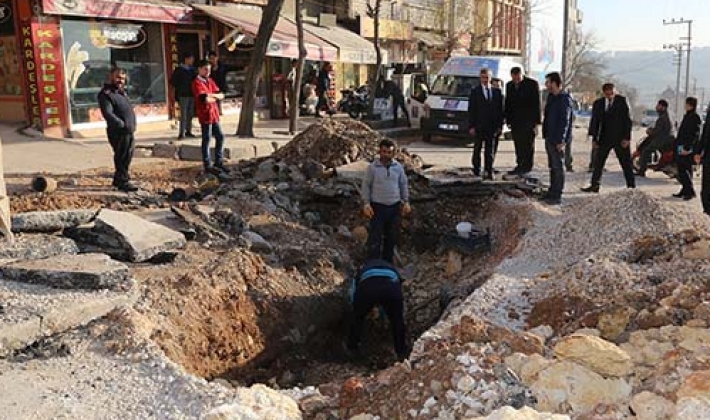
[577,0,710,51]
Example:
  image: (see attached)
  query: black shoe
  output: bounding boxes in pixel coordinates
[472,169,481,177]
[177,135,185,140]
[566,167,574,173]
[580,185,599,193]
[507,168,521,175]
[683,193,696,200]
[493,169,501,174]
[185,132,197,138]
[627,185,636,189]
[543,196,562,205]
[483,172,495,181]
[116,182,139,192]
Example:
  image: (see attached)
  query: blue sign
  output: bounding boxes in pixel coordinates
[440,57,500,77]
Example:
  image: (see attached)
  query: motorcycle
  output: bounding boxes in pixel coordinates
[337,85,369,119]
[632,136,678,178]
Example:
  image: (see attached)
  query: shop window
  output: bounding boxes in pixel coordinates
[0,1,22,96]
[61,19,167,124]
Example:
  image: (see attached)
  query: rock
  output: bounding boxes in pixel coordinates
[275,182,290,192]
[572,328,601,337]
[597,307,635,341]
[683,239,710,260]
[531,361,632,414]
[676,370,710,400]
[630,392,675,420]
[11,209,98,233]
[446,250,463,277]
[677,327,710,352]
[0,253,130,290]
[467,406,571,420]
[0,235,79,261]
[336,225,352,238]
[457,375,476,392]
[152,143,179,159]
[553,334,633,377]
[675,398,710,420]
[202,384,301,420]
[527,325,554,342]
[505,353,553,384]
[352,226,369,244]
[302,160,327,180]
[94,209,187,262]
[288,165,306,183]
[242,231,273,253]
[349,415,378,420]
[254,159,279,182]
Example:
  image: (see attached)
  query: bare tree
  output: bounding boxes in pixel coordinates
[236,0,286,137]
[564,30,606,92]
[366,0,382,117]
[288,0,307,135]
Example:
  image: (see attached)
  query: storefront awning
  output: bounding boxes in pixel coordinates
[193,5,337,62]
[297,20,385,65]
[413,30,447,48]
[42,0,193,24]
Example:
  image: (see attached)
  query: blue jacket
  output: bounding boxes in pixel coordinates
[543,91,573,145]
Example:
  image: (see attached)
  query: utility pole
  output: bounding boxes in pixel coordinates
[664,43,683,122]
[561,0,570,82]
[663,18,693,99]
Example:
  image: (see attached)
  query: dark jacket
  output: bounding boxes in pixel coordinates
[468,85,504,136]
[97,83,136,134]
[209,61,228,94]
[588,95,632,144]
[317,68,331,94]
[171,64,196,98]
[383,80,405,103]
[542,90,573,145]
[357,259,402,285]
[504,76,541,129]
[698,109,710,161]
[648,110,673,143]
[676,110,702,153]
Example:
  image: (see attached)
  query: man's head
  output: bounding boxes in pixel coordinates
[290,59,298,68]
[182,53,195,66]
[197,59,211,78]
[110,67,127,88]
[686,96,698,112]
[656,99,669,113]
[207,50,219,66]
[479,68,492,86]
[602,83,615,100]
[491,78,502,89]
[511,66,523,83]
[323,61,331,71]
[544,72,562,94]
[378,139,396,163]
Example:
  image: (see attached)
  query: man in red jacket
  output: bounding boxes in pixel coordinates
[192,60,226,175]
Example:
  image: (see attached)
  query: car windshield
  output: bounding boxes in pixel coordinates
[430,75,479,97]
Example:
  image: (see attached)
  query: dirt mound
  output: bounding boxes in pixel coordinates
[272,119,422,170]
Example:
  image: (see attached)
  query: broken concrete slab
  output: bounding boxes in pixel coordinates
[0,253,131,290]
[0,235,79,262]
[335,159,370,182]
[11,209,98,233]
[0,280,138,357]
[152,143,179,159]
[94,209,187,262]
[178,145,252,162]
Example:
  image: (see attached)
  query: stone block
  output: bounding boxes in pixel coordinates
[0,235,79,261]
[11,209,98,233]
[152,143,179,159]
[178,145,206,162]
[0,253,130,290]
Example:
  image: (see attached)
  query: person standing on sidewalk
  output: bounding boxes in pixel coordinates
[208,51,228,115]
[696,104,710,214]
[504,67,541,175]
[541,72,573,205]
[316,62,332,117]
[98,67,138,192]
[581,83,636,193]
[673,97,702,200]
[192,60,227,176]
[362,139,411,263]
[383,79,411,127]
[469,68,504,180]
[171,53,196,139]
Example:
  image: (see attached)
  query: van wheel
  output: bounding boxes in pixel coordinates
[422,133,432,142]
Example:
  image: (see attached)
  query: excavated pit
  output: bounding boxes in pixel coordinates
[129,191,528,389]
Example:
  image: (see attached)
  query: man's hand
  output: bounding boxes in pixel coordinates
[556,143,565,153]
[363,204,374,219]
[401,202,412,216]
[469,127,476,137]
[621,140,631,149]
[694,154,703,165]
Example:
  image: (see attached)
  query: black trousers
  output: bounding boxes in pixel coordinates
[367,202,401,263]
[591,141,635,188]
[512,127,535,172]
[107,131,135,186]
[347,277,407,357]
[392,98,410,125]
[472,132,496,175]
[702,159,710,214]
[677,155,695,196]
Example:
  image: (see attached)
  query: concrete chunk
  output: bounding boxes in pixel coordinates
[152,143,179,159]
[11,209,98,233]
[94,209,186,262]
[0,235,79,261]
[1,253,130,290]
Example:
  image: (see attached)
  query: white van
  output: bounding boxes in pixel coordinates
[414,55,524,142]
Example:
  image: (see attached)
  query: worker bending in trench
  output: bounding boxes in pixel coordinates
[362,139,411,263]
[345,258,409,360]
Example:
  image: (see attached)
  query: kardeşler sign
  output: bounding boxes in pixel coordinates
[89,22,146,49]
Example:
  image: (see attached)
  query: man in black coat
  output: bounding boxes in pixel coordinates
[170,53,196,139]
[581,83,636,192]
[638,99,674,177]
[505,67,541,175]
[98,67,138,192]
[695,103,710,214]
[469,68,504,180]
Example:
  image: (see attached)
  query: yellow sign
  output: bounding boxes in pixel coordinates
[360,17,412,41]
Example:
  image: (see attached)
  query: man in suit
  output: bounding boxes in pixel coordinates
[505,67,541,175]
[469,68,504,180]
[581,83,636,192]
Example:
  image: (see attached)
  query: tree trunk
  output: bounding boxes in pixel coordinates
[367,0,382,118]
[236,0,286,138]
[288,0,307,135]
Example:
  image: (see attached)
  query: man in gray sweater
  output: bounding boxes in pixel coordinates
[362,139,411,263]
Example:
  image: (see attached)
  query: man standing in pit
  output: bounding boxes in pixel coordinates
[469,68,504,180]
[581,83,636,193]
[504,67,541,176]
[98,67,138,192]
[362,139,411,264]
[192,60,227,176]
[345,258,409,361]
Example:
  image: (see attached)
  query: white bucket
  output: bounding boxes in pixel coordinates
[456,222,472,238]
